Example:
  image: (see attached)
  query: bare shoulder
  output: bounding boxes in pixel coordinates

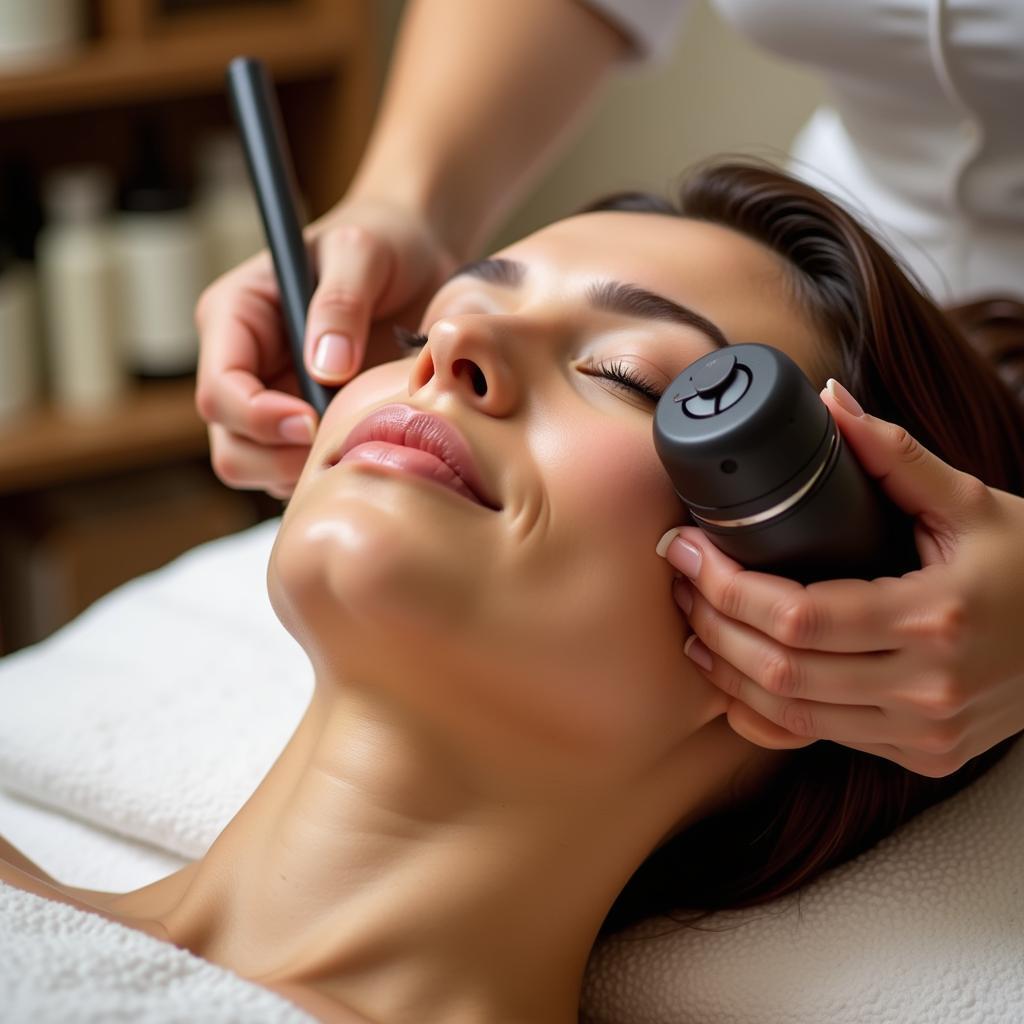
[0,830,198,908]
[0,833,115,912]
[0,834,59,886]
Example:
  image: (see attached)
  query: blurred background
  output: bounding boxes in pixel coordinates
[0,0,821,654]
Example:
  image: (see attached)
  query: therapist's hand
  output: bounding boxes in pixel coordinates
[661,379,1024,778]
[194,198,457,498]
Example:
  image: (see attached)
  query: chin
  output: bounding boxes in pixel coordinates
[267,473,485,673]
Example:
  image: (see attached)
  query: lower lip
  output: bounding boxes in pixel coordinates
[336,441,484,506]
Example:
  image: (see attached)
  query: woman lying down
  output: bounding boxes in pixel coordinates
[2,163,1023,1024]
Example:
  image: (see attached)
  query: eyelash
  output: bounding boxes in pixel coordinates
[392,327,663,402]
[584,358,663,401]
[394,326,429,351]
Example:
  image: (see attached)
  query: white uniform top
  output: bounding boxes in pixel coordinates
[585,0,1024,304]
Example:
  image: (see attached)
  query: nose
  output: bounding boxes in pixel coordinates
[408,315,522,417]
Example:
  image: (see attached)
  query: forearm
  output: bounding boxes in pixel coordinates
[347,0,628,260]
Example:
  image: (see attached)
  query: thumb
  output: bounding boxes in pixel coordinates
[820,378,979,525]
[304,225,393,385]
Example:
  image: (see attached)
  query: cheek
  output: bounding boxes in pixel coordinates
[481,416,720,767]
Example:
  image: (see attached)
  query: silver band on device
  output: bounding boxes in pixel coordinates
[691,431,839,530]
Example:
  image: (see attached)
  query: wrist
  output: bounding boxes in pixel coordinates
[345,152,486,264]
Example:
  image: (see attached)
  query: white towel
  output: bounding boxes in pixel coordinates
[581,739,1024,1023]
[0,881,314,1023]
[1,519,1022,1023]
[0,519,311,860]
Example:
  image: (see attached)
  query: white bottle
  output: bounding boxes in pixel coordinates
[0,253,39,421]
[36,166,126,414]
[115,184,206,377]
[0,0,84,71]
[194,133,265,280]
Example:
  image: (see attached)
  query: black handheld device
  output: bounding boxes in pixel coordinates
[226,56,336,418]
[653,344,919,583]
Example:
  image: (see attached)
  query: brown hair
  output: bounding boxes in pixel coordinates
[581,162,1024,935]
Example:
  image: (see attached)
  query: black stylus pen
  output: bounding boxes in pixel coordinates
[226,56,336,418]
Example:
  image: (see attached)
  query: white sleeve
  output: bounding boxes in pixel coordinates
[580,0,693,64]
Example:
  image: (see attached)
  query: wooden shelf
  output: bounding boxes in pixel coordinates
[0,5,362,119]
[0,379,210,494]
[0,0,372,652]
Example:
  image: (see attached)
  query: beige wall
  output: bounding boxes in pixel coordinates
[375,1,825,251]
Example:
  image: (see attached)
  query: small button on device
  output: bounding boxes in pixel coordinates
[682,352,750,417]
[692,353,737,396]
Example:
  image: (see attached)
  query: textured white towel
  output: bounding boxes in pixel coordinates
[1,519,1022,1023]
[581,738,1024,1023]
[0,881,314,1023]
[0,519,311,860]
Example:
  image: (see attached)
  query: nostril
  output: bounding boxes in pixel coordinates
[454,358,488,397]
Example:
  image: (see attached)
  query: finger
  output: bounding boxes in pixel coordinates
[726,698,970,778]
[684,581,905,707]
[840,740,968,778]
[196,277,318,444]
[821,382,991,533]
[305,224,393,385]
[665,525,915,653]
[208,423,312,493]
[698,640,895,745]
[198,368,318,447]
[724,700,817,750]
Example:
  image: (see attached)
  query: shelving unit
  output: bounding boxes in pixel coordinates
[0,378,208,495]
[0,0,376,215]
[0,0,378,654]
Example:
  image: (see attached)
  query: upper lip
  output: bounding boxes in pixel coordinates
[330,404,501,510]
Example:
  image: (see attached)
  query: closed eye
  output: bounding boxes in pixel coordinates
[583,358,663,402]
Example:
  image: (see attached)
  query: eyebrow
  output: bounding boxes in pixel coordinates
[448,257,728,349]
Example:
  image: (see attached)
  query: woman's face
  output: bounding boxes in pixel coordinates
[269,212,827,792]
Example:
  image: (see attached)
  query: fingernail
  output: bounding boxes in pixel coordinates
[279,414,316,444]
[313,333,355,380]
[667,536,702,578]
[673,577,693,615]
[826,378,864,417]
[656,527,681,558]
[684,634,713,671]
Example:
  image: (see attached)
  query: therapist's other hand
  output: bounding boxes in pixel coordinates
[661,379,1024,777]
[195,198,457,499]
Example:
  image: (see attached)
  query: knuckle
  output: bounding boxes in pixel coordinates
[952,471,991,513]
[210,446,245,488]
[772,595,820,647]
[194,382,219,425]
[760,649,802,699]
[887,423,926,466]
[918,671,968,718]
[715,664,744,699]
[779,701,816,737]
[716,573,746,621]
[928,597,969,654]
[313,285,368,322]
[329,222,376,250]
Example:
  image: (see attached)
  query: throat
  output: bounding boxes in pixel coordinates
[138,689,594,1024]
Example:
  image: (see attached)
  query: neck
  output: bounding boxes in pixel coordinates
[138,679,733,1024]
